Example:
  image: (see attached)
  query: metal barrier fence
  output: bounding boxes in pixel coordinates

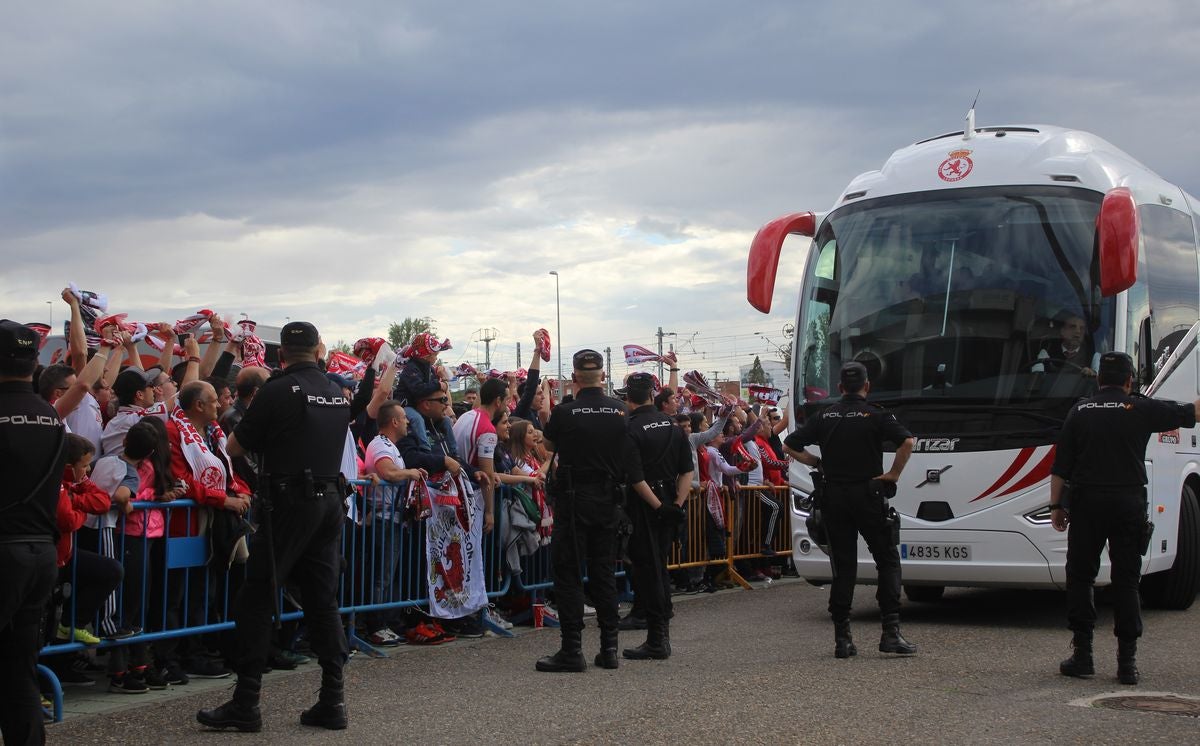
[37,479,791,722]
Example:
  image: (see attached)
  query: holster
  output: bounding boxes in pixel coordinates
[1140,517,1155,556]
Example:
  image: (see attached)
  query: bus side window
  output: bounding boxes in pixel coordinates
[1138,204,1199,381]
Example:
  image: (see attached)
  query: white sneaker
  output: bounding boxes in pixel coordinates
[484,606,513,630]
[582,604,596,617]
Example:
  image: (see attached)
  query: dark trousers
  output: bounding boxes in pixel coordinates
[232,492,348,685]
[823,482,901,621]
[627,499,672,625]
[0,540,57,746]
[1066,489,1146,639]
[59,548,123,629]
[550,489,620,637]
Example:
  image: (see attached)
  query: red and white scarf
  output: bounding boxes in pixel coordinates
[623,343,664,366]
[403,332,452,360]
[169,406,235,496]
[748,385,783,405]
[683,370,725,405]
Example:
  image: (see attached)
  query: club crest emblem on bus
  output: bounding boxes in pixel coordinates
[937,149,974,182]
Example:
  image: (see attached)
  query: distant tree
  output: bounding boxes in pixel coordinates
[330,339,352,354]
[387,317,434,350]
[779,340,793,370]
[747,355,771,385]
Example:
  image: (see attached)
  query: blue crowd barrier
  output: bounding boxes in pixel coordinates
[37,479,553,721]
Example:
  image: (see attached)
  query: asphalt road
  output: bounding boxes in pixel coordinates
[47,580,1200,744]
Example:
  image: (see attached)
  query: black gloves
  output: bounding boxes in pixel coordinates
[657,502,686,525]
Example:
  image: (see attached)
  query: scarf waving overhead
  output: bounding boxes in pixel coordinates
[683,370,725,406]
[535,328,551,362]
[451,362,478,380]
[748,385,782,405]
[327,350,365,378]
[404,332,452,360]
[169,406,235,496]
[173,310,215,335]
[623,344,664,366]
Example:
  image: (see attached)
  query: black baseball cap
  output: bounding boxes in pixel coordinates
[572,349,604,371]
[0,320,40,360]
[840,361,869,388]
[1098,351,1135,379]
[113,367,160,402]
[281,321,320,347]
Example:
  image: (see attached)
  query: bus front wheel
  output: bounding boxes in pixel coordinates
[1141,483,1200,610]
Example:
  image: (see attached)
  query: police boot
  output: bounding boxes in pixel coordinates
[1117,638,1139,685]
[1059,630,1094,678]
[196,675,262,732]
[300,665,348,730]
[622,619,670,660]
[595,626,620,669]
[536,628,587,672]
[834,619,857,659]
[878,615,917,655]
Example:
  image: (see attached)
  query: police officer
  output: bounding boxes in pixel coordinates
[620,372,693,661]
[1051,351,1199,685]
[0,320,69,745]
[197,322,352,732]
[536,349,649,672]
[783,361,917,658]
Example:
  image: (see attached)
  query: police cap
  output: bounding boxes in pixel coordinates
[0,320,40,360]
[281,321,320,347]
[1098,351,1135,379]
[572,349,604,371]
[626,372,656,393]
[840,361,869,388]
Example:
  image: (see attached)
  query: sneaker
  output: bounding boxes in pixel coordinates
[41,695,53,723]
[70,656,107,674]
[142,667,169,690]
[484,606,514,630]
[697,579,718,594]
[186,659,232,679]
[426,621,456,642]
[366,628,402,647]
[404,622,445,645]
[56,668,95,687]
[279,649,311,666]
[761,545,777,557]
[162,663,189,686]
[109,673,149,694]
[445,616,485,639]
[56,624,101,646]
[582,604,596,617]
[104,627,139,641]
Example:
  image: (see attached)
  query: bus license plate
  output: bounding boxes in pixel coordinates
[901,543,971,561]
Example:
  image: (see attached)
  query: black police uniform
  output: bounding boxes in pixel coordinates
[198,323,352,732]
[537,351,642,672]
[0,320,68,745]
[784,363,915,656]
[1051,352,1195,683]
[623,393,693,660]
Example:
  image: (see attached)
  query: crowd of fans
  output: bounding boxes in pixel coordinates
[28,289,792,703]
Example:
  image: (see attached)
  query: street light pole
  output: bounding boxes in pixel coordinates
[46,301,53,332]
[549,271,561,383]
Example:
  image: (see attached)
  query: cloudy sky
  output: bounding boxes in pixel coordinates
[3,1,1198,380]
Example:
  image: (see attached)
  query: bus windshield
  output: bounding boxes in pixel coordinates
[796,185,1115,450]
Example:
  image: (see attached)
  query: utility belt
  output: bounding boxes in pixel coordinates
[824,478,897,500]
[265,473,345,501]
[552,466,624,503]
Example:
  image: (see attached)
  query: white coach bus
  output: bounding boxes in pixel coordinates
[747,115,1200,608]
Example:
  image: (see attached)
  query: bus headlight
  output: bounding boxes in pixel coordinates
[1024,506,1054,525]
[792,488,813,516]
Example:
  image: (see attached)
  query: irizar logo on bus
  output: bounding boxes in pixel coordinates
[913,437,960,452]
